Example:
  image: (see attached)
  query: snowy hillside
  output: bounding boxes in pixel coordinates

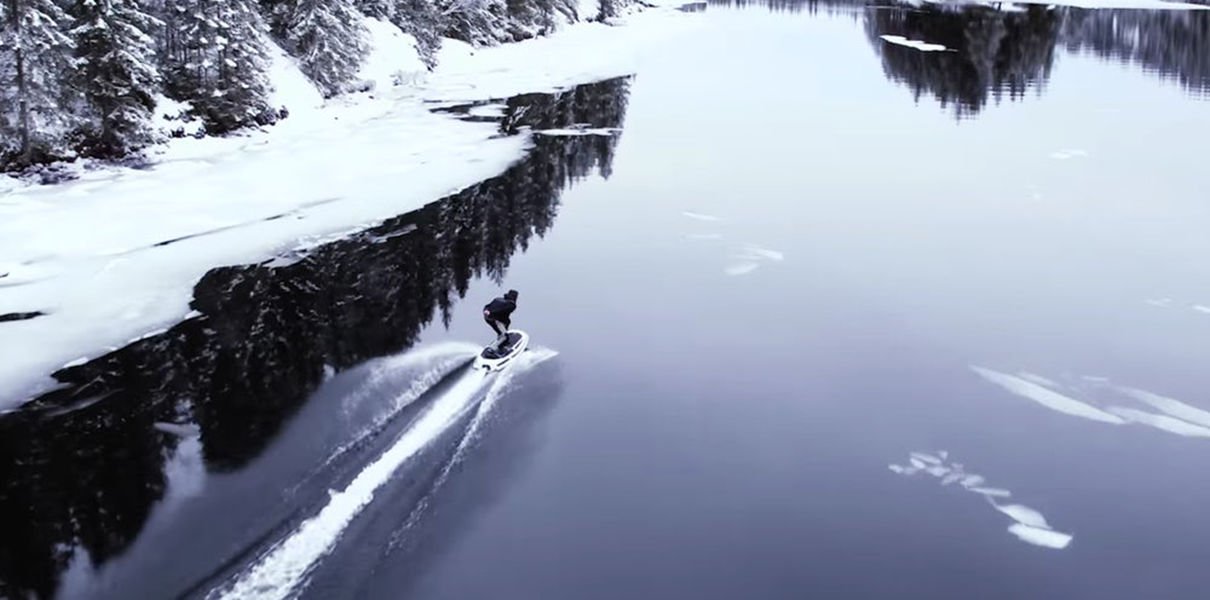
[0,3,697,411]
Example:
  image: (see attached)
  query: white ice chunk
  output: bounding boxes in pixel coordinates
[682,211,721,222]
[879,34,948,52]
[960,475,986,488]
[910,452,942,465]
[724,263,759,276]
[1008,524,1073,549]
[992,502,1051,529]
[970,487,1012,498]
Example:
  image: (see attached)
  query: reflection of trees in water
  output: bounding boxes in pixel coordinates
[0,77,632,600]
[1060,8,1210,94]
[866,4,1061,117]
[711,0,1210,112]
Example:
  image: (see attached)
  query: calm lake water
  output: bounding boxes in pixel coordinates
[3,1,1210,599]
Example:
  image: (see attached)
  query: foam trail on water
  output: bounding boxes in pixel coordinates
[388,347,560,551]
[322,343,479,470]
[213,370,487,600]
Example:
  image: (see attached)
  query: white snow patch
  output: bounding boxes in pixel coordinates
[880,34,949,52]
[266,42,324,118]
[971,366,1126,424]
[577,0,600,20]
[534,127,622,136]
[357,18,427,92]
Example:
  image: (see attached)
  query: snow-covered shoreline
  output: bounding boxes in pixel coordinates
[0,3,699,411]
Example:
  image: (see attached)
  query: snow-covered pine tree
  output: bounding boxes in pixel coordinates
[391,0,444,67]
[286,0,369,97]
[438,0,507,46]
[160,0,273,134]
[355,0,395,21]
[0,0,77,169]
[70,0,163,158]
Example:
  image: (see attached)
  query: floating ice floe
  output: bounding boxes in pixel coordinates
[879,34,949,52]
[1107,406,1210,438]
[1119,387,1210,429]
[724,262,759,276]
[723,244,785,276]
[889,451,1070,549]
[1049,149,1089,160]
[1017,372,1060,389]
[971,366,1126,424]
[1008,524,1073,549]
[682,211,722,222]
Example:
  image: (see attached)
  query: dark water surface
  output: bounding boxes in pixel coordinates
[3,1,1210,598]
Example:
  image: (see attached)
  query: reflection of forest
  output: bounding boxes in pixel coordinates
[713,0,1210,114]
[1060,8,1210,93]
[866,4,1061,117]
[0,77,632,600]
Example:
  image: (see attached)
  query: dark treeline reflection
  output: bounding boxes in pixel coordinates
[712,0,1210,114]
[866,3,1061,117]
[0,77,632,600]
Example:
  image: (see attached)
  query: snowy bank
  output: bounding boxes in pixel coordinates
[0,5,698,410]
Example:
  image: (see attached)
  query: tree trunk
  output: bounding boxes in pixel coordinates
[13,10,32,166]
